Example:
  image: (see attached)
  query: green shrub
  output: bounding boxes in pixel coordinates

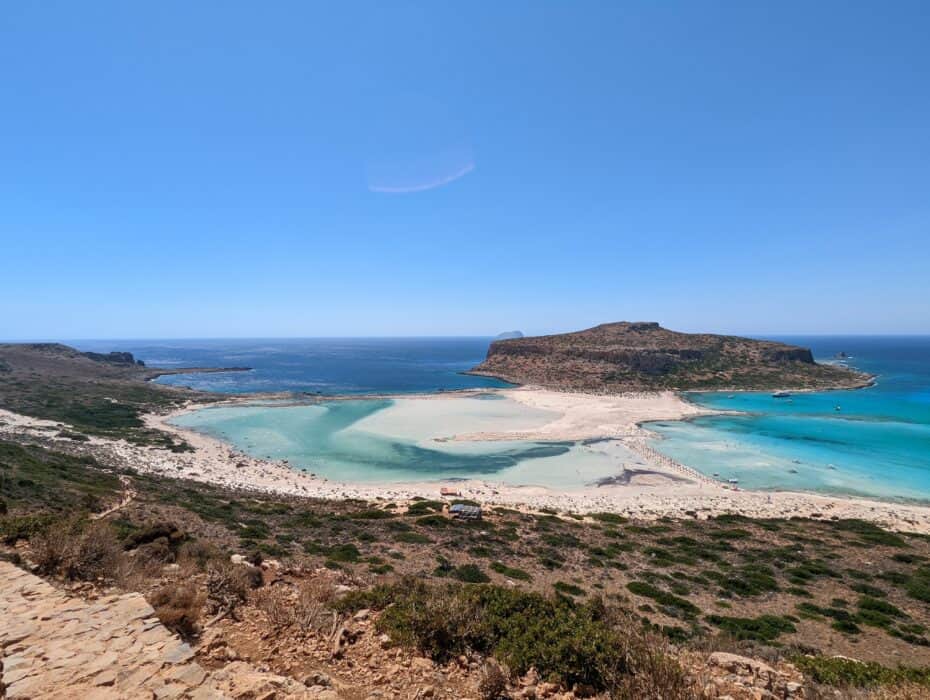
[851,582,887,598]
[793,656,930,688]
[452,564,490,583]
[786,560,839,584]
[376,581,632,690]
[590,512,628,524]
[831,618,861,634]
[718,564,778,597]
[490,561,531,581]
[705,614,796,642]
[123,521,185,550]
[417,515,451,528]
[349,509,395,520]
[858,596,904,618]
[906,567,930,604]
[626,582,698,617]
[335,584,400,613]
[395,531,431,544]
[892,553,925,564]
[553,581,585,597]
[0,513,57,544]
[833,519,906,547]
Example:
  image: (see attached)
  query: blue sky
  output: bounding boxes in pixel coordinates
[2,1,929,339]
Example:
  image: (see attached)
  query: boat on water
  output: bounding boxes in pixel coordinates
[772,390,791,398]
[727,478,739,485]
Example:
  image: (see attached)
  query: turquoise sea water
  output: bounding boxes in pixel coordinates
[75,336,930,498]
[172,396,643,486]
[647,336,930,502]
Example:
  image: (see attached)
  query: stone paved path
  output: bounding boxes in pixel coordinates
[0,561,226,699]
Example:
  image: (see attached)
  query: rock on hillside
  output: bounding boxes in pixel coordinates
[468,321,871,393]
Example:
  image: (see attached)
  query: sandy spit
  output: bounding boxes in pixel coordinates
[4,387,930,534]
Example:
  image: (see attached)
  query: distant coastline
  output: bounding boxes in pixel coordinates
[143,366,253,382]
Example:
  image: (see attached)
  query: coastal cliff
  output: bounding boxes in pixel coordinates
[468,321,871,392]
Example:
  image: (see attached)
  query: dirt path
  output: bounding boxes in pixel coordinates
[90,474,136,521]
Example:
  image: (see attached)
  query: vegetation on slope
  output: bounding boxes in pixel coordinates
[0,343,204,447]
[4,439,930,697]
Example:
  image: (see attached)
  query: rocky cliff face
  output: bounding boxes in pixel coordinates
[468,322,869,392]
[82,350,144,366]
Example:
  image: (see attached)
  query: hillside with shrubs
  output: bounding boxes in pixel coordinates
[4,437,930,698]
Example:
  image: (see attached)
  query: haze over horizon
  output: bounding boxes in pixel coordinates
[3,1,929,338]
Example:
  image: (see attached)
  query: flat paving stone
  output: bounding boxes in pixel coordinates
[0,561,230,698]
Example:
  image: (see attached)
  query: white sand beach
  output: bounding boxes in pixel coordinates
[4,387,930,534]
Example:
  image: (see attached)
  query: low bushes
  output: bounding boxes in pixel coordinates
[0,513,56,544]
[489,561,531,581]
[477,659,508,700]
[704,614,796,642]
[31,518,121,581]
[341,578,690,695]
[794,655,930,689]
[452,564,490,583]
[205,561,262,619]
[833,519,907,547]
[626,581,698,618]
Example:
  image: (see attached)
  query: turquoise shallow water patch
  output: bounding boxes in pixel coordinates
[647,336,930,502]
[172,396,644,487]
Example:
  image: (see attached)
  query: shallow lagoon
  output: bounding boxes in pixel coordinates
[172,395,643,487]
[647,336,930,502]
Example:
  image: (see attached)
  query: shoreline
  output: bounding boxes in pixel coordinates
[142,366,253,382]
[6,386,930,534]
[461,366,877,394]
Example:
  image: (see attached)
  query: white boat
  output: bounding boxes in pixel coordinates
[772,390,791,398]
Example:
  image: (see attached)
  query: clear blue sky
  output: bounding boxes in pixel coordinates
[3,1,929,339]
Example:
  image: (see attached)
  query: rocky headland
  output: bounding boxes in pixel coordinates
[468,322,872,393]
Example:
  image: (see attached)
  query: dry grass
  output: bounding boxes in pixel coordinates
[251,576,341,635]
[867,683,930,699]
[31,517,121,581]
[477,659,509,700]
[253,584,293,628]
[205,561,261,620]
[293,577,337,633]
[148,583,204,641]
[600,609,696,700]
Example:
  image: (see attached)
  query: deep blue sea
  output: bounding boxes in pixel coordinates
[72,338,510,394]
[71,336,930,498]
